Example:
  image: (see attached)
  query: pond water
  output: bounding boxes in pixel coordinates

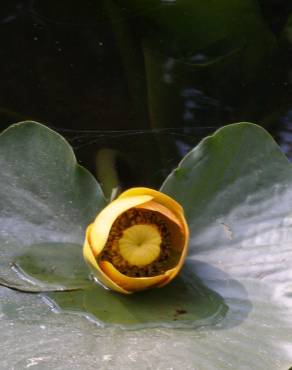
[1,2,292,369]
[1,0,292,176]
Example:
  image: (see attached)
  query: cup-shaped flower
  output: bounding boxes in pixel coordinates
[83,187,189,294]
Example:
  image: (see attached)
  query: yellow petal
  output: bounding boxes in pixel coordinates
[83,225,130,294]
[99,260,169,292]
[90,194,153,256]
[159,216,189,286]
[118,187,184,220]
[135,200,183,232]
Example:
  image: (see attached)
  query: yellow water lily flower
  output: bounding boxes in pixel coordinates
[83,187,189,294]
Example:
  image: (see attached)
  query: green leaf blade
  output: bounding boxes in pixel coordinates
[0,121,106,291]
[160,122,292,365]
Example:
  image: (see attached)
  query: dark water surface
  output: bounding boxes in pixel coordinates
[1,0,292,186]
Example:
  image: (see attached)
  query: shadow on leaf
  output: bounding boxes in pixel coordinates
[44,267,229,329]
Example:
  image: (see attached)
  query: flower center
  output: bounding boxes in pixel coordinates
[99,208,172,277]
[118,224,161,266]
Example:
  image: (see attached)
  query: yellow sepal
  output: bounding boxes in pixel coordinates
[99,260,169,292]
[118,187,184,220]
[83,225,130,294]
[90,194,153,256]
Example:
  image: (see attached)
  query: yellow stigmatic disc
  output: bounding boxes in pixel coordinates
[118,224,162,266]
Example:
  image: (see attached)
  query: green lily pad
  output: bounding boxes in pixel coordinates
[44,266,228,328]
[9,243,93,291]
[161,122,292,284]
[160,122,292,366]
[0,121,106,291]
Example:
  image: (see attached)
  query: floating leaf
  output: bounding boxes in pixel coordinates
[160,122,292,367]
[0,121,106,291]
[45,269,227,328]
[9,243,92,291]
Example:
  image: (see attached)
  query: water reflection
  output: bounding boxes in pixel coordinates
[0,1,292,162]
[273,109,292,160]
[58,126,216,189]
